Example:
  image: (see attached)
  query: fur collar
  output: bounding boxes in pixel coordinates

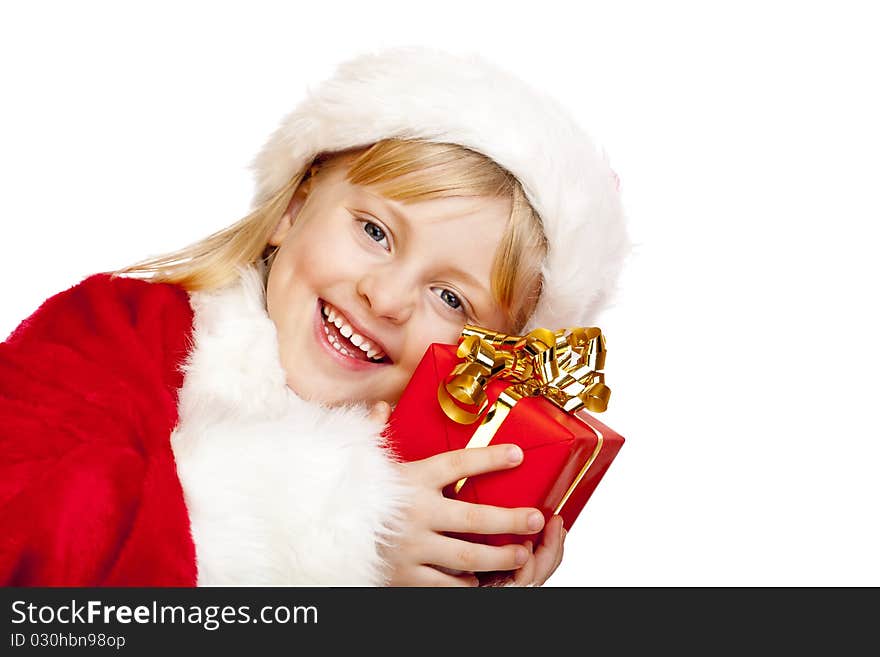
[170,265,407,586]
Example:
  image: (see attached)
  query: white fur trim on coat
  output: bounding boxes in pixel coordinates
[170,266,409,586]
[249,46,632,330]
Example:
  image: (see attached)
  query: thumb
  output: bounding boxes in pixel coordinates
[368,400,392,426]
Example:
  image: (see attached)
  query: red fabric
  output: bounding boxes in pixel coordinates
[0,273,197,586]
[384,343,625,547]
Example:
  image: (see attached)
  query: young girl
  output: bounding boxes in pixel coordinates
[0,46,629,587]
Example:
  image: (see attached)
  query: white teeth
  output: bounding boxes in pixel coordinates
[322,302,387,362]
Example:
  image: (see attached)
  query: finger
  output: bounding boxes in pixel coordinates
[436,499,545,535]
[452,572,481,587]
[513,541,537,586]
[531,516,561,583]
[425,534,530,573]
[551,517,566,574]
[400,565,479,587]
[422,566,480,587]
[532,515,565,585]
[442,569,481,587]
[556,526,567,572]
[368,401,392,425]
[416,443,524,488]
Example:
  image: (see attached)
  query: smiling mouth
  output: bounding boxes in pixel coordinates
[320,302,391,364]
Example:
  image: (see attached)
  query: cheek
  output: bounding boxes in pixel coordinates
[382,369,415,406]
[386,318,463,404]
[279,231,353,288]
[402,314,464,364]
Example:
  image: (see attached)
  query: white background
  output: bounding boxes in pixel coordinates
[1,1,877,586]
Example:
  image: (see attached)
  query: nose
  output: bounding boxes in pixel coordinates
[356,263,417,324]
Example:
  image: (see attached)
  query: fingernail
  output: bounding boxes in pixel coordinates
[528,511,544,531]
[507,445,523,463]
[515,546,530,565]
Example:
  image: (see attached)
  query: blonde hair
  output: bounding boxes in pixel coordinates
[116,139,547,332]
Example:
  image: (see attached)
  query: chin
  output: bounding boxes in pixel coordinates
[285,377,377,407]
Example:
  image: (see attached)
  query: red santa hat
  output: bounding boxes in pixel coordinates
[249,46,631,330]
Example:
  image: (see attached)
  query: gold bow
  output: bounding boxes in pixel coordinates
[437,325,611,494]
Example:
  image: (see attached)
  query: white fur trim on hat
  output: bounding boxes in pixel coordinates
[250,46,631,330]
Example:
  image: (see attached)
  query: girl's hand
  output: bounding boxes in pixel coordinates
[478,514,567,587]
[369,401,547,587]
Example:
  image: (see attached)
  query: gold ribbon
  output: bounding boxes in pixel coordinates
[437,324,611,495]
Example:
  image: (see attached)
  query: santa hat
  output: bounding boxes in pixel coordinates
[250,46,630,330]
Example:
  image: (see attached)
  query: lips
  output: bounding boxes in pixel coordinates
[319,301,392,364]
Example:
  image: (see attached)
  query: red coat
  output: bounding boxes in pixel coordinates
[0,273,198,585]
[1,268,406,587]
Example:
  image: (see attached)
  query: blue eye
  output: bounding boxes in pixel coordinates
[440,289,461,309]
[363,221,389,249]
[434,287,463,312]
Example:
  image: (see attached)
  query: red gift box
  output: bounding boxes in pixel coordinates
[383,327,624,547]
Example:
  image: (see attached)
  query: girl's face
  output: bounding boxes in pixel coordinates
[266,160,512,406]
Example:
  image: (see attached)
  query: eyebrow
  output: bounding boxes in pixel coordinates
[352,190,494,316]
[355,189,412,230]
[444,266,489,299]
